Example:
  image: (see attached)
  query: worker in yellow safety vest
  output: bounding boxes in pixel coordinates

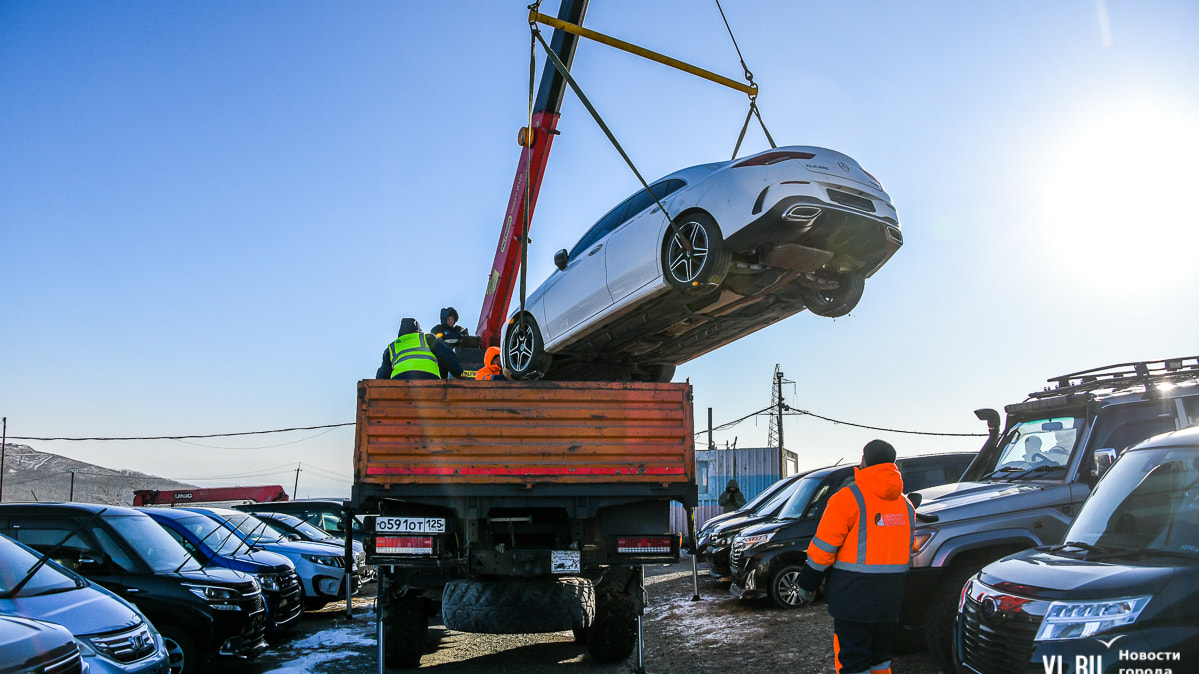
[376,318,463,380]
[795,439,915,674]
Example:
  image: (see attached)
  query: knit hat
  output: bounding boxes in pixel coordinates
[398,318,421,336]
[862,439,897,467]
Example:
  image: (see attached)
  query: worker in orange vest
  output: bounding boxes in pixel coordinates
[475,346,506,381]
[795,440,914,674]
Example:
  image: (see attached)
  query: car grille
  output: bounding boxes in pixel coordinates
[960,594,1039,673]
[90,622,158,664]
[729,541,744,573]
[43,645,84,674]
[827,188,876,212]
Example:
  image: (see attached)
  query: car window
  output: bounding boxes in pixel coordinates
[992,418,1082,474]
[802,474,856,520]
[569,203,629,260]
[88,525,139,573]
[105,516,198,573]
[6,522,95,569]
[179,515,246,557]
[1090,402,1179,453]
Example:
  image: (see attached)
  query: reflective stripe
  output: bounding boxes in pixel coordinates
[831,561,910,574]
[811,537,838,555]
[849,484,868,564]
[906,499,915,554]
[806,557,829,572]
[389,333,441,378]
[870,660,892,673]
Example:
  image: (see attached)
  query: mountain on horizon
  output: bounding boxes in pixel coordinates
[1,443,195,506]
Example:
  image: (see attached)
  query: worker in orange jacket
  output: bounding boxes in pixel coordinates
[475,346,506,381]
[796,440,914,674]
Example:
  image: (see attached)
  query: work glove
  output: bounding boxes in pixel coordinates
[795,586,815,607]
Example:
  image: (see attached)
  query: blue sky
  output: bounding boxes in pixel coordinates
[3,1,1198,498]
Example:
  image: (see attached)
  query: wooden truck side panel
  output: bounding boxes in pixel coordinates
[355,379,694,485]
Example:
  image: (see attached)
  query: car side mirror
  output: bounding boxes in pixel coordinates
[1093,448,1117,477]
[286,534,302,542]
[908,492,923,509]
[76,552,106,571]
[554,249,568,271]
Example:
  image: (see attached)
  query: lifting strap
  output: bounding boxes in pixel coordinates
[532,27,694,252]
[715,0,776,158]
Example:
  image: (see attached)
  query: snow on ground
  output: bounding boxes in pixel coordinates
[262,620,376,673]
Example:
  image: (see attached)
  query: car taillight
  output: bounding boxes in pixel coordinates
[733,150,815,168]
[616,536,673,554]
[376,536,434,555]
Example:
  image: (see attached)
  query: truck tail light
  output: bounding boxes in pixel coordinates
[376,536,434,555]
[616,536,674,554]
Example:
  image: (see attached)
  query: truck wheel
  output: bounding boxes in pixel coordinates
[582,584,637,663]
[441,577,594,634]
[380,594,428,670]
[926,563,981,674]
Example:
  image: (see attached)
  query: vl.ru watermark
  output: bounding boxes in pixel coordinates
[1041,649,1183,674]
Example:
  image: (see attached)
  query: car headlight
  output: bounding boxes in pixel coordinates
[257,574,281,591]
[1035,596,1151,641]
[184,583,240,602]
[738,532,775,550]
[302,554,343,567]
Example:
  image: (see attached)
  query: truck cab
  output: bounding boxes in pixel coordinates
[902,356,1199,671]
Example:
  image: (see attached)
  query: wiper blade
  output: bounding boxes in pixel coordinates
[981,467,1021,480]
[3,508,107,599]
[1000,464,1066,482]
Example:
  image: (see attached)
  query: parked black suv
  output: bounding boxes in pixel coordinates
[729,453,976,608]
[955,425,1199,673]
[0,504,269,671]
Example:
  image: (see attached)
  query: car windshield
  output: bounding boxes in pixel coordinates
[741,478,791,513]
[775,476,828,519]
[984,417,1082,478]
[1065,445,1199,556]
[0,536,85,598]
[752,478,803,515]
[177,514,252,557]
[107,516,201,573]
[274,514,333,541]
[223,513,285,545]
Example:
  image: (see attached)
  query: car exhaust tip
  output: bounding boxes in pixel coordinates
[885,225,903,246]
[783,205,822,226]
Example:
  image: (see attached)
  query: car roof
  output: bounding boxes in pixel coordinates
[1127,424,1199,450]
[0,502,143,518]
[138,507,207,521]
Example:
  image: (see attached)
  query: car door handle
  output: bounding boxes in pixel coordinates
[124,588,143,594]
[588,245,602,256]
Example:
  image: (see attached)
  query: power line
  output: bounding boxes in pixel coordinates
[9,423,354,442]
[699,406,986,439]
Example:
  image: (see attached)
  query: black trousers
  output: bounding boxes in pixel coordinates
[833,618,895,673]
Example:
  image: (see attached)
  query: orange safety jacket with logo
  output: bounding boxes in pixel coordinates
[798,462,914,623]
[475,346,504,381]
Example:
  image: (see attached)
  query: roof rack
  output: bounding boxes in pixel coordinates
[1028,356,1199,399]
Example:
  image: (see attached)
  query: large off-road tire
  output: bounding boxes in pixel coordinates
[661,212,730,294]
[159,626,199,674]
[927,563,983,674]
[800,269,865,317]
[441,577,594,634]
[502,313,552,380]
[583,584,637,663]
[379,593,428,670]
[767,564,808,610]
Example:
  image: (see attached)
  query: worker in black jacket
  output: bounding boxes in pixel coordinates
[431,307,469,350]
[376,318,463,380]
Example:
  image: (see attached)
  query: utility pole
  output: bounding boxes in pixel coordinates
[293,464,301,499]
[68,469,76,502]
[1,417,6,503]
[766,365,793,478]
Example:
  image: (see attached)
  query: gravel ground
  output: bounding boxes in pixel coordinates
[234,558,939,673]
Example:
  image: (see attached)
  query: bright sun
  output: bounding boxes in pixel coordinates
[1042,102,1199,288]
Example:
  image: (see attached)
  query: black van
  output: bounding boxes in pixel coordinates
[0,503,269,672]
[729,452,975,608]
[955,426,1199,673]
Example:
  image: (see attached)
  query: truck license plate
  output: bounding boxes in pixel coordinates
[375,517,445,534]
[551,550,580,574]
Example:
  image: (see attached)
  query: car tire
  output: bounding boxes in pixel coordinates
[502,313,552,380]
[441,577,594,634]
[159,626,200,674]
[582,584,637,663]
[379,593,428,670]
[927,563,983,674]
[800,269,865,317]
[767,564,808,610]
[661,212,730,294]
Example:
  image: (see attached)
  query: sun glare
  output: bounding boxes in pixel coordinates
[1042,103,1199,290]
